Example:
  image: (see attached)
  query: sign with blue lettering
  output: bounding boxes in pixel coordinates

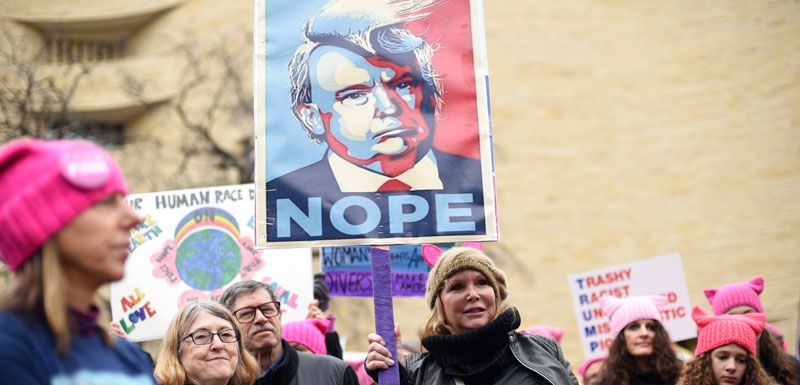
[567,253,696,359]
[254,0,498,247]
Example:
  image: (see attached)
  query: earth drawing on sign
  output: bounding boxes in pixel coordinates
[151,207,264,302]
[176,229,241,291]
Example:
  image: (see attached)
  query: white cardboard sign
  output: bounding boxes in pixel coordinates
[567,253,696,359]
[111,184,312,342]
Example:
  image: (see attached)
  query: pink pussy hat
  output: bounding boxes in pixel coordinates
[520,325,565,343]
[600,295,668,338]
[692,306,765,356]
[704,276,765,315]
[282,318,330,355]
[0,139,128,271]
[577,356,607,380]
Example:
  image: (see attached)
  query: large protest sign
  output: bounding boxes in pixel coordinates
[254,0,498,247]
[321,245,442,297]
[111,184,313,342]
[567,253,696,359]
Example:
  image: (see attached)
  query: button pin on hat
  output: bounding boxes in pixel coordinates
[59,150,111,189]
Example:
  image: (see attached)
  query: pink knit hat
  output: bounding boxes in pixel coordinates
[704,276,764,315]
[692,306,765,356]
[520,325,565,343]
[0,139,128,271]
[282,318,330,355]
[577,356,607,380]
[600,295,667,337]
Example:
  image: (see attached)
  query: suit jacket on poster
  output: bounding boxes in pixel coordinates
[265,150,487,241]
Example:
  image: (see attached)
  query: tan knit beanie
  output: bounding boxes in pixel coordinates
[425,247,508,309]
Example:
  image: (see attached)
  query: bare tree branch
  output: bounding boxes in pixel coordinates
[1,28,254,187]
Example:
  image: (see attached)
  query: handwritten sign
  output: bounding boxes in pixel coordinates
[567,253,696,359]
[111,184,313,342]
[117,288,157,334]
[321,245,442,297]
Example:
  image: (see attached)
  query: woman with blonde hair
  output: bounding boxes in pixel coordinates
[366,246,578,385]
[155,301,259,385]
[0,139,156,384]
[677,307,777,385]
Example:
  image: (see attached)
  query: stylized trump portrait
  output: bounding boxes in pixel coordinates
[255,0,498,246]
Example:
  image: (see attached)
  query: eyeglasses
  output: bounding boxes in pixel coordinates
[233,301,281,323]
[182,328,239,345]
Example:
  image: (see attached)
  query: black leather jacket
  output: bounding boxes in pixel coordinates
[398,332,579,385]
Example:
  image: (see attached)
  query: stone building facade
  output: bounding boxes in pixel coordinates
[1,0,797,364]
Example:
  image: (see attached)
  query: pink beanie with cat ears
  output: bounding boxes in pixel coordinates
[282,318,330,355]
[601,295,668,338]
[0,139,128,272]
[520,325,565,343]
[704,276,764,315]
[577,356,607,380]
[693,306,765,356]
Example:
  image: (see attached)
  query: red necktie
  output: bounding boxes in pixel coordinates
[377,179,412,192]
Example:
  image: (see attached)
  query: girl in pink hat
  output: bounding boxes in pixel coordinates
[0,139,156,384]
[705,276,800,385]
[676,307,776,385]
[598,295,683,385]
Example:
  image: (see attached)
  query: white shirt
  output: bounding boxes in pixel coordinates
[328,151,443,192]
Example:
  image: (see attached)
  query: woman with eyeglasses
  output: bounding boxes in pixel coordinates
[155,301,259,385]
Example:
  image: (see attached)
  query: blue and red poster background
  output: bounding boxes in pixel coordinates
[254,0,498,247]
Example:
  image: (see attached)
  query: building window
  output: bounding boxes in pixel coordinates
[47,119,126,146]
[45,36,126,63]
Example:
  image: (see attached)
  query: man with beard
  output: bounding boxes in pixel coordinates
[219,280,358,385]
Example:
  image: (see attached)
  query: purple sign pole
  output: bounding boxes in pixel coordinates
[371,247,400,385]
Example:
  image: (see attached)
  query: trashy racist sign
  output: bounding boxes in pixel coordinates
[111,184,313,342]
[254,0,498,247]
[567,253,696,359]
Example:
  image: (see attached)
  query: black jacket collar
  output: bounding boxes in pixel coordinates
[256,339,298,385]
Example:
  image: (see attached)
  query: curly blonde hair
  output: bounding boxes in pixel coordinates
[677,352,778,385]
